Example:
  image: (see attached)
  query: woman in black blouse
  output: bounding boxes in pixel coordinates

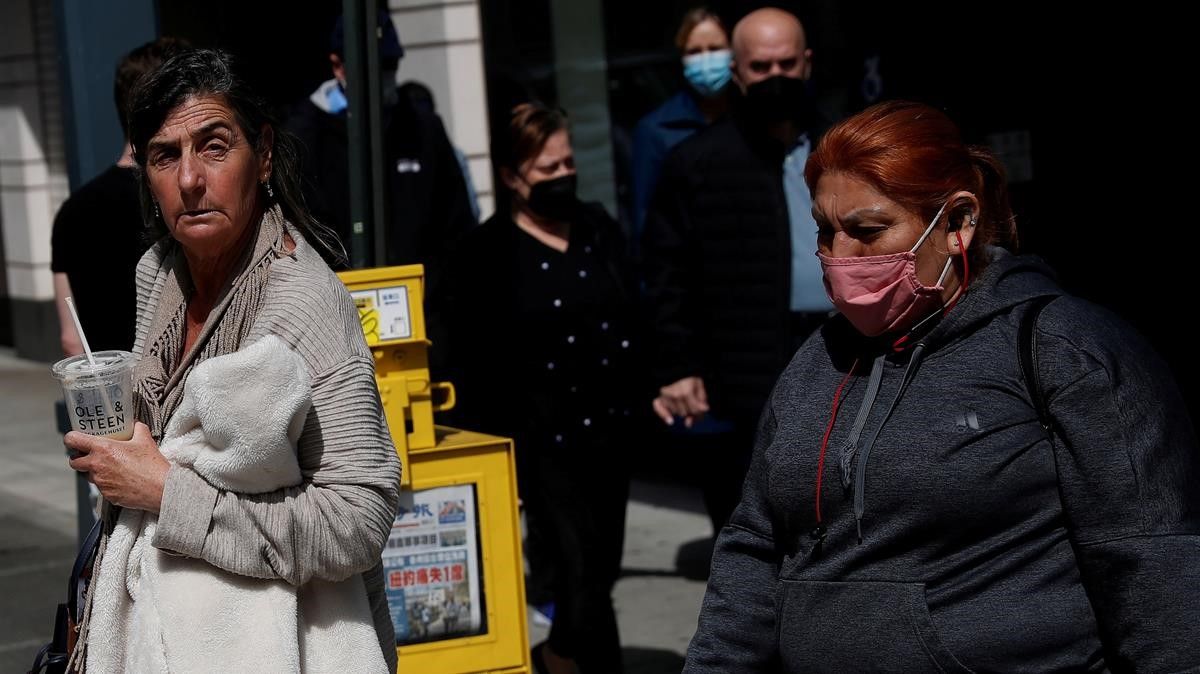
[445,103,641,674]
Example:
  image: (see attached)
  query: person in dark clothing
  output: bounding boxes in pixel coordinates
[630,7,731,241]
[51,37,187,355]
[287,10,476,281]
[446,103,640,674]
[643,8,831,535]
[398,80,481,222]
[685,100,1200,672]
[52,167,143,353]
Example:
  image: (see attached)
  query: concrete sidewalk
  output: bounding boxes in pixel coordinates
[0,349,77,672]
[0,348,710,672]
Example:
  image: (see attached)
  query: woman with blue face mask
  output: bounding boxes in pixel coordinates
[630,8,731,242]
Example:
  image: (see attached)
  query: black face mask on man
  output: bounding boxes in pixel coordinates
[743,75,813,128]
[522,174,579,222]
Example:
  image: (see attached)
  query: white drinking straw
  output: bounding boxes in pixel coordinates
[63,296,118,441]
[64,296,96,367]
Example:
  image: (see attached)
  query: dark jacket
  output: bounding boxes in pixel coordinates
[685,249,1200,672]
[642,114,799,424]
[444,203,646,446]
[630,90,708,237]
[287,86,476,287]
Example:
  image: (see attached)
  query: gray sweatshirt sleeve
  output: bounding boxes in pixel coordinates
[1041,304,1200,671]
[153,356,402,585]
[684,405,782,672]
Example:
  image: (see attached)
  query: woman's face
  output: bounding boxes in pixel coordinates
[813,171,957,288]
[684,19,729,55]
[144,95,271,260]
[507,129,575,201]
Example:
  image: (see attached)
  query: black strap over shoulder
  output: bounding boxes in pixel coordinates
[69,518,102,621]
[30,519,101,673]
[1019,296,1058,435]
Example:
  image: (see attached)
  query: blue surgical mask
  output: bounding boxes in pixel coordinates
[682,49,732,98]
[327,83,348,115]
[327,69,398,113]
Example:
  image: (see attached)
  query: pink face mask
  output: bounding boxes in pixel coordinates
[818,201,955,338]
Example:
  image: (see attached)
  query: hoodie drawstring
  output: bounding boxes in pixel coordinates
[813,359,859,540]
[852,343,928,542]
[838,356,886,490]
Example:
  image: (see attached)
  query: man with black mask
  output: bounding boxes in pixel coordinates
[643,7,831,538]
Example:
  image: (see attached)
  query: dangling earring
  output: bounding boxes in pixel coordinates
[154,202,160,219]
[264,179,274,199]
[969,215,978,226]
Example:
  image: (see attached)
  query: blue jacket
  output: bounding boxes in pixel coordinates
[685,249,1200,672]
[630,90,708,240]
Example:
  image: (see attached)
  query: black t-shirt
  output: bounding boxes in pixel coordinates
[50,165,148,352]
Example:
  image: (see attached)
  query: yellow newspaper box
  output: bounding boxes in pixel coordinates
[339,266,530,673]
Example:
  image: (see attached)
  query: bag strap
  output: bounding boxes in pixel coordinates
[28,520,96,674]
[68,518,102,623]
[30,641,66,673]
[1019,295,1057,435]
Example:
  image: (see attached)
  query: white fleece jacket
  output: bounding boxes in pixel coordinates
[87,335,388,674]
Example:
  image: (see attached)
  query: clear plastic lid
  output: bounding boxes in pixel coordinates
[51,350,137,381]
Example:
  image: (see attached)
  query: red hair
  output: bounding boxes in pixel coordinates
[805,100,1017,273]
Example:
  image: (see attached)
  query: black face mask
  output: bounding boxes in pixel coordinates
[523,174,578,221]
[743,75,813,127]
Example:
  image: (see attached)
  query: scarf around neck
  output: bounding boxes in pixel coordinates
[133,206,291,441]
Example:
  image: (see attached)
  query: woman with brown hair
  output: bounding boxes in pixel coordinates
[63,48,400,673]
[684,100,1199,672]
[630,8,731,239]
[446,103,643,673]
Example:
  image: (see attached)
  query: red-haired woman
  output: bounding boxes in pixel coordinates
[684,100,1199,672]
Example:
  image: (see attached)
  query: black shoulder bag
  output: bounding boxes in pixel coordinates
[1019,296,1058,437]
[28,519,101,674]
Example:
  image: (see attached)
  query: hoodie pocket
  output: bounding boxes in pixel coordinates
[777,580,974,673]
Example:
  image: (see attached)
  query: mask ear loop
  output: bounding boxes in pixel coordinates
[941,230,972,314]
[909,200,951,253]
[891,208,971,352]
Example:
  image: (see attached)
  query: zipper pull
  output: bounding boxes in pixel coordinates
[809,524,827,559]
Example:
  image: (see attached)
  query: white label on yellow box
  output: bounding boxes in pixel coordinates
[377,286,412,340]
[351,286,412,343]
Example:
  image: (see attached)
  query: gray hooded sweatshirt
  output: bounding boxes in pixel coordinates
[685,249,1199,672]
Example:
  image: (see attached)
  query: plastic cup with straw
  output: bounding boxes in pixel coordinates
[51,298,142,672]
[51,297,138,441]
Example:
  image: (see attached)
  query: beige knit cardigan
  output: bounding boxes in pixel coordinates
[90,206,401,671]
